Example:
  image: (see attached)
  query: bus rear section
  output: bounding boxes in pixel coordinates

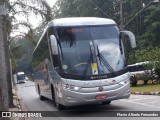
[32,17,136,110]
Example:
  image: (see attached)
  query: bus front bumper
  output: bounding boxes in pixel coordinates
[58,81,130,106]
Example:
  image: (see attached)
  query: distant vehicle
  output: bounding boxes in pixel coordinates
[128,61,158,85]
[128,61,151,75]
[17,72,26,83]
[32,17,136,110]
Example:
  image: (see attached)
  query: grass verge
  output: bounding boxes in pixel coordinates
[131,80,160,92]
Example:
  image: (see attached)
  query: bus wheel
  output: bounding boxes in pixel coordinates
[102,101,111,105]
[51,85,56,107]
[56,103,65,110]
[51,85,65,110]
[37,85,45,100]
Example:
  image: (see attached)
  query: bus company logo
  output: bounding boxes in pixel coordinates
[98,86,103,91]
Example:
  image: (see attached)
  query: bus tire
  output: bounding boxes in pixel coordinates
[51,85,56,107]
[102,101,111,105]
[56,103,65,110]
[51,85,65,110]
[37,85,45,100]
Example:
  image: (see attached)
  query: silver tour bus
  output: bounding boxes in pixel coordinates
[32,17,136,110]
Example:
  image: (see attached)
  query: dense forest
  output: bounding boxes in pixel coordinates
[52,0,160,48]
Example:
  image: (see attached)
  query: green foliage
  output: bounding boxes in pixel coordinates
[129,47,160,76]
[10,37,33,74]
[53,0,120,21]
[137,3,160,48]
[6,0,53,74]
[131,83,160,92]
[53,0,160,49]
[11,58,17,74]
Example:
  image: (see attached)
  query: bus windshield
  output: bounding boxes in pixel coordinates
[57,25,125,76]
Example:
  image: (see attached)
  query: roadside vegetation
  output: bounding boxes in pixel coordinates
[131,80,160,92]
[129,48,160,93]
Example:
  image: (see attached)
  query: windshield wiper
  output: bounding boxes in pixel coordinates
[97,45,117,76]
[119,34,123,54]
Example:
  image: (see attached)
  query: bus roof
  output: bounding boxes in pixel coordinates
[48,17,116,27]
[17,72,25,75]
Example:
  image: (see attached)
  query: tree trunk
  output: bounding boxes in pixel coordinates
[2,15,14,108]
[0,15,9,120]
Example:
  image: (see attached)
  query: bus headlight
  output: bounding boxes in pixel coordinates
[62,83,81,91]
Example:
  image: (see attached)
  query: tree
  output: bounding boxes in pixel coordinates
[10,36,28,73]
[53,0,118,19]
[122,0,160,48]
[138,3,160,48]
[0,0,52,112]
[129,47,160,77]
[0,2,9,120]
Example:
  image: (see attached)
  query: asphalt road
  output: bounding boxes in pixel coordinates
[16,80,160,120]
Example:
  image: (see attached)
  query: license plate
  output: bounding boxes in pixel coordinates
[95,94,108,100]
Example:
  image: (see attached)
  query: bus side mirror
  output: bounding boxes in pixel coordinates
[120,31,136,48]
[50,35,58,55]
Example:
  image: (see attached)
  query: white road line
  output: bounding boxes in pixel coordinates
[127,97,157,102]
[120,99,160,110]
[129,95,150,99]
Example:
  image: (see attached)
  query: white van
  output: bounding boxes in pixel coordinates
[17,72,26,83]
[128,61,151,76]
[128,61,159,85]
